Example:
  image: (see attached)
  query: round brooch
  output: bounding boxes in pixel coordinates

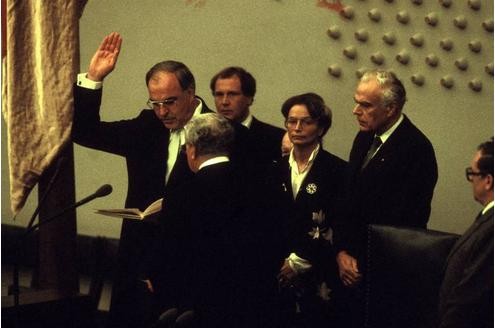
[306,183,317,194]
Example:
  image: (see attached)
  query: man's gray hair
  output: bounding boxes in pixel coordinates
[360,70,407,111]
[184,113,235,157]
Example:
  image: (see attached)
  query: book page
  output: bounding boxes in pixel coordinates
[95,198,163,220]
[143,198,163,216]
[95,209,144,220]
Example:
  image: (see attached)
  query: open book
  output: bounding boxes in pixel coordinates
[95,198,163,220]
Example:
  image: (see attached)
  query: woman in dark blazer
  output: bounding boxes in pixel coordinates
[276,93,348,327]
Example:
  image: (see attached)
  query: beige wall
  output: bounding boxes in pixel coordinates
[2,0,493,238]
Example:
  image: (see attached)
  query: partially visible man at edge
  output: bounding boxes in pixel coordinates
[438,138,493,328]
[333,69,438,327]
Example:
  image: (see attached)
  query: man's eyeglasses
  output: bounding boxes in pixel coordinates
[285,117,317,128]
[147,98,178,110]
[465,167,487,182]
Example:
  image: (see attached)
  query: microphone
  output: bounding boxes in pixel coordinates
[26,184,113,234]
[12,183,113,313]
[73,184,113,208]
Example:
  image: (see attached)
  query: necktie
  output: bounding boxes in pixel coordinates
[361,136,382,170]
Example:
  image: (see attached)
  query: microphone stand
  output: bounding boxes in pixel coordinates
[11,156,66,327]
[10,184,112,328]
[25,157,66,232]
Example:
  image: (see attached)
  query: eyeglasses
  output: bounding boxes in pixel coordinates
[213,91,242,100]
[285,117,317,128]
[147,98,179,110]
[465,167,487,182]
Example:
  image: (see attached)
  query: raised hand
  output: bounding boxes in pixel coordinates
[87,32,122,82]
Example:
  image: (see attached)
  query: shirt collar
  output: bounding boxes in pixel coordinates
[241,113,253,128]
[482,200,494,215]
[192,97,203,118]
[288,143,320,173]
[170,98,203,133]
[376,114,403,144]
[199,156,230,171]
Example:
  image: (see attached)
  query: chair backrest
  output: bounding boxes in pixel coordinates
[365,224,459,328]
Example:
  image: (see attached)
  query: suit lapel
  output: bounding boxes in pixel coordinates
[446,207,493,263]
[165,97,212,190]
[250,117,260,132]
[197,96,214,114]
[295,150,324,203]
[350,132,374,173]
[279,157,294,199]
[360,116,411,172]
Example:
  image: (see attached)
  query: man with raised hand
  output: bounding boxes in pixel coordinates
[73,32,215,328]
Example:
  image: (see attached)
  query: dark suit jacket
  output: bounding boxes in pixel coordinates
[72,85,214,328]
[249,117,285,162]
[279,148,348,278]
[154,162,286,327]
[438,207,494,328]
[334,115,438,258]
[72,85,214,210]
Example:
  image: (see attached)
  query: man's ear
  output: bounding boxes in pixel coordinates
[185,88,195,102]
[485,174,494,191]
[318,127,324,137]
[386,103,398,117]
[190,145,196,160]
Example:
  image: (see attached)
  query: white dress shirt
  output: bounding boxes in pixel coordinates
[285,144,321,274]
[288,144,320,200]
[370,114,404,159]
[165,103,203,184]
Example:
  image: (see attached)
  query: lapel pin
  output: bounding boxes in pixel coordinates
[306,183,317,194]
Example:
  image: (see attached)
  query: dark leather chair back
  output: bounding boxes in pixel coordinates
[365,224,459,328]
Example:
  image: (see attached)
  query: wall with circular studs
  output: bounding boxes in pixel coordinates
[326,0,493,94]
[12,0,490,238]
[322,0,492,233]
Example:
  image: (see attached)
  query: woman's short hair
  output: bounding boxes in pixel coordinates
[281,92,332,138]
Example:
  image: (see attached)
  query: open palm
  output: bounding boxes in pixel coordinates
[88,32,122,81]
